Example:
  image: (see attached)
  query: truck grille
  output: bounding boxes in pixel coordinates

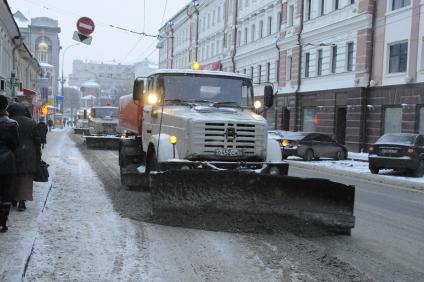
[193,122,265,156]
[97,123,117,134]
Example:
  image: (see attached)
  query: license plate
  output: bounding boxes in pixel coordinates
[381,149,398,154]
[215,148,242,156]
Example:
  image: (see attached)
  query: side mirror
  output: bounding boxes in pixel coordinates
[264,85,274,108]
[133,79,144,101]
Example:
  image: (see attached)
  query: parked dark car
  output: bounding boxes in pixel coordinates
[281,132,348,161]
[368,133,424,177]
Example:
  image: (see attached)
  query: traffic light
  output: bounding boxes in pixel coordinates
[42,105,48,115]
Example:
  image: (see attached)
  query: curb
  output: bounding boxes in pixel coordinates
[287,161,424,192]
[348,157,368,163]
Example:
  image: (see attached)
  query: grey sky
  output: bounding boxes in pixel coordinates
[8,0,189,77]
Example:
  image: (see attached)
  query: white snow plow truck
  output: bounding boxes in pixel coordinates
[84,106,121,149]
[118,69,355,235]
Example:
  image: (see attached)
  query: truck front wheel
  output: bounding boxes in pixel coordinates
[146,147,159,174]
[119,139,148,190]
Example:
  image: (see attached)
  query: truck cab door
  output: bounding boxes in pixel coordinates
[142,78,155,149]
[142,77,164,149]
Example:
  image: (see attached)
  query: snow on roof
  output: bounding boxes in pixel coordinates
[39,62,54,68]
[13,11,29,28]
[15,17,29,28]
[81,80,100,88]
[147,69,251,79]
[81,95,97,100]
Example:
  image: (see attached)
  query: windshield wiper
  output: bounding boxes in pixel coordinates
[188,99,213,103]
[165,99,191,106]
[211,101,241,108]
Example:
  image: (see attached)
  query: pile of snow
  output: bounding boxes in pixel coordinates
[347,152,369,161]
[288,157,424,186]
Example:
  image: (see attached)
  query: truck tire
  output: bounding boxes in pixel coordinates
[119,138,149,190]
[146,146,159,174]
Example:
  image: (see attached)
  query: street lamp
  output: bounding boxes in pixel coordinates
[60,43,80,120]
[61,43,80,98]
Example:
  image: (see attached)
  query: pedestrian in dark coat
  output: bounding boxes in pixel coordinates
[47,119,53,131]
[8,103,41,211]
[0,95,19,232]
[37,118,48,149]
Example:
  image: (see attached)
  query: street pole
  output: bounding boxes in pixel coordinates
[61,43,80,114]
[192,0,199,62]
[11,36,23,99]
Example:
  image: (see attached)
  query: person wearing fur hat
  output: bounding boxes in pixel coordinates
[0,95,19,232]
[8,102,41,212]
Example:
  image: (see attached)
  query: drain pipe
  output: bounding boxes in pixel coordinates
[294,1,304,131]
[12,36,23,98]
[275,36,281,129]
[360,0,377,152]
[170,23,175,68]
[231,0,239,72]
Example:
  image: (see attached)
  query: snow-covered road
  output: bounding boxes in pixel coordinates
[0,130,376,281]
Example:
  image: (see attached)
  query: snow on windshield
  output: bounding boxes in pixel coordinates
[162,75,251,106]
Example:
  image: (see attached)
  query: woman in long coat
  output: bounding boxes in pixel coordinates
[8,103,41,211]
[0,95,19,232]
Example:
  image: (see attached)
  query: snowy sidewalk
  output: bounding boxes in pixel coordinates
[347,152,369,162]
[0,136,58,281]
[0,129,143,281]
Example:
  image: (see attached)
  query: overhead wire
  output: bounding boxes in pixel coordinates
[119,0,148,64]
[134,0,169,63]
[14,0,171,39]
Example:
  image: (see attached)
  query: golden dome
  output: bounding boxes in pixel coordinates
[38,41,48,52]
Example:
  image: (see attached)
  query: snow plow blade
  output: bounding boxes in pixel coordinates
[84,136,121,150]
[150,170,355,235]
[73,128,90,135]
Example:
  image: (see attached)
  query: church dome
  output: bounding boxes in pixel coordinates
[38,41,49,52]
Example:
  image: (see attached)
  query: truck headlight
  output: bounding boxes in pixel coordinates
[254,100,262,109]
[147,93,159,105]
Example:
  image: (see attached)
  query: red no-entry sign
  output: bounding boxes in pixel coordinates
[76,17,95,36]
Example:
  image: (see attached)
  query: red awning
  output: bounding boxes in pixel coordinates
[23,88,37,96]
[202,61,222,71]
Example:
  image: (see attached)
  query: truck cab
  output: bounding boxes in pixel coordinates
[88,106,119,135]
[119,69,284,186]
[140,70,269,162]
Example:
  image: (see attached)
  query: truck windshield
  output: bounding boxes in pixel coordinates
[93,108,118,118]
[162,75,252,107]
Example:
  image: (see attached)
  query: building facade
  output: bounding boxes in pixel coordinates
[14,12,61,101]
[133,58,158,78]
[62,86,81,116]
[1,1,40,116]
[68,60,134,106]
[158,0,424,152]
